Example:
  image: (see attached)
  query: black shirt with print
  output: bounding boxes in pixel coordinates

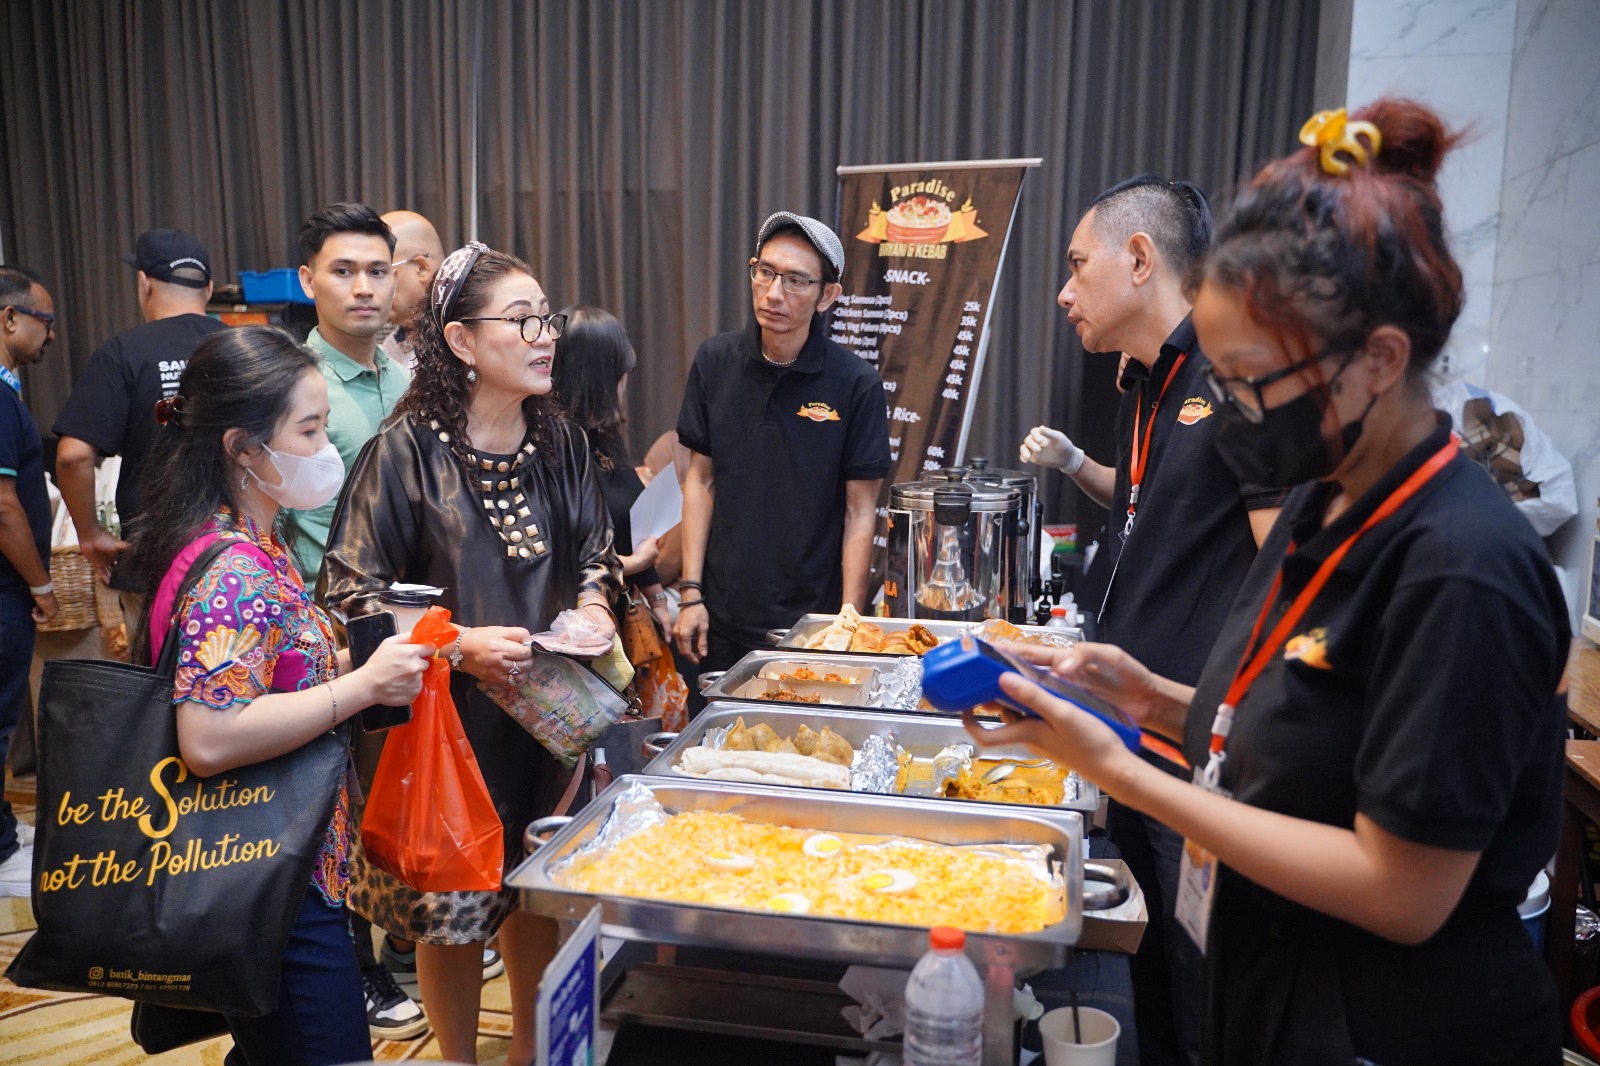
[677,315,891,647]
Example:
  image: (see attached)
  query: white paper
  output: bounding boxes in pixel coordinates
[628,461,683,544]
[389,582,445,595]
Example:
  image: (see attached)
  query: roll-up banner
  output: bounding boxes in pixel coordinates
[832,158,1040,590]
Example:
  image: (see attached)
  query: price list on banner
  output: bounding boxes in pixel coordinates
[833,159,1038,588]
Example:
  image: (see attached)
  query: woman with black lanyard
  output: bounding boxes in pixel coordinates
[968,98,1569,1064]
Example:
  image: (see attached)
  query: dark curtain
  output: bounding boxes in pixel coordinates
[1,0,1319,532]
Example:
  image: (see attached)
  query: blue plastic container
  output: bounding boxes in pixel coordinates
[240,269,313,305]
[1521,870,1550,948]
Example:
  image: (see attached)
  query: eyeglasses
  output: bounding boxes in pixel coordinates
[457,312,568,344]
[4,305,55,328]
[749,263,822,295]
[392,253,434,270]
[1202,349,1351,423]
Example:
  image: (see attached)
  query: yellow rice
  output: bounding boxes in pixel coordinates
[566,810,1062,934]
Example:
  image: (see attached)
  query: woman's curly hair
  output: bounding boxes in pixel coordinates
[389,247,563,471]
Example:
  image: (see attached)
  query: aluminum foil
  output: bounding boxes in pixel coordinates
[930,743,976,794]
[549,780,668,879]
[1579,905,1600,942]
[850,731,900,794]
[869,656,924,711]
[701,723,732,750]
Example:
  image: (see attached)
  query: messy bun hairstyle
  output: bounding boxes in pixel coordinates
[1192,97,1465,375]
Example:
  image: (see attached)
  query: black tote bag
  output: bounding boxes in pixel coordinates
[5,539,350,1017]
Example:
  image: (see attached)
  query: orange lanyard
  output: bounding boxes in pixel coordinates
[1203,435,1460,771]
[1124,352,1188,535]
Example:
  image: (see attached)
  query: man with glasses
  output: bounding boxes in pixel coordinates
[286,202,408,581]
[674,212,891,710]
[0,266,57,897]
[53,230,227,638]
[1019,175,1283,1066]
[379,210,444,369]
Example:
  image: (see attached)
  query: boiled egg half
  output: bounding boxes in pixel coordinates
[861,869,918,895]
[802,833,844,858]
[764,892,812,914]
[703,850,755,872]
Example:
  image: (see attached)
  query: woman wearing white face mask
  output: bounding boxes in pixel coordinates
[122,327,435,1065]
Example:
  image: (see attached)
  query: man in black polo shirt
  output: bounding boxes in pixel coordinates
[1020,176,1282,1066]
[674,212,890,705]
[0,266,57,895]
[53,229,226,635]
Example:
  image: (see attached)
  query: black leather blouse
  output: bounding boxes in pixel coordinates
[319,413,622,860]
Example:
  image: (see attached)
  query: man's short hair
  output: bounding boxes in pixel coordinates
[0,267,41,305]
[1087,175,1213,274]
[299,202,396,264]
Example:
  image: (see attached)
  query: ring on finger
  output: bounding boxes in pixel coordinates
[508,662,521,681]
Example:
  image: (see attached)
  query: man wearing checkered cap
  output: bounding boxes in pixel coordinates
[674,212,891,710]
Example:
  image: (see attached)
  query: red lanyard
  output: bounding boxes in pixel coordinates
[1205,434,1460,766]
[1125,353,1188,532]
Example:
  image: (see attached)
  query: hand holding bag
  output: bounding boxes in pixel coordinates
[360,605,504,892]
[5,537,349,1018]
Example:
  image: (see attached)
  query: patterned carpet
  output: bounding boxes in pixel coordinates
[0,770,519,1065]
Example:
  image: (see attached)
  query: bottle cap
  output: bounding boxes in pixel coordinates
[930,926,965,951]
[1051,606,1067,617]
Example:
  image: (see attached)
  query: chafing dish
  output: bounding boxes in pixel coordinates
[771,613,1083,654]
[699,650,919,712]
[640,701,1099,816]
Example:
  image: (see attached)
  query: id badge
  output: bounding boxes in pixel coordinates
[1174,837,1219,954]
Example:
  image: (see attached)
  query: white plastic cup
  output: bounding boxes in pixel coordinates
[1039,1005,1120,1066]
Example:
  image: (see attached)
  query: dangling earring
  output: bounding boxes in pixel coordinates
[466,367,478,384]
[240,472,249,491]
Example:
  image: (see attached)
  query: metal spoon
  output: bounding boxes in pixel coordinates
[979,758,1052,784]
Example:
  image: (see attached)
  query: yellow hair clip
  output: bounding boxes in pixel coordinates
[1299,108,1383,176]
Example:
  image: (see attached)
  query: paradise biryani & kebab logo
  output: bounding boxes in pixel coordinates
[856,177,988,260]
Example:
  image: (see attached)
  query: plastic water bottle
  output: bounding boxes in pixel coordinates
[1046,605,1074,630]
[904,926,984,1065]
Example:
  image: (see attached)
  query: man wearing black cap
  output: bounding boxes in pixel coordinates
[53,228,226,634]
[673,212,891,708]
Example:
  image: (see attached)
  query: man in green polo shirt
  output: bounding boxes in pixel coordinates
[288,202,408,580]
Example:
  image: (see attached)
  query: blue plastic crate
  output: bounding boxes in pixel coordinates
[240,269,313,305]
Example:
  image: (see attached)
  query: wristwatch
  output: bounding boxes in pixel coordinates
[651,592,669,602]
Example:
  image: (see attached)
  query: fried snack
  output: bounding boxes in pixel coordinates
[816,727,854,765]
[793,723,820,756]
[805,604,863,651]
[906,625,940,654]
[746,722,781,749]
[788,666,819,681]
[566,810,1063,934]
[972,618,1024,643]
[754,690,824,704]
[724,717,756,751]
[880,634,915,655]
[825,673,848,683]
[848,622,886,653]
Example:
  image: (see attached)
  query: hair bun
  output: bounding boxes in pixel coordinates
[1352,97,1461,187]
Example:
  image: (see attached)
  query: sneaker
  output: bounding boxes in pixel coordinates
[0,844,32,898]
[362,965,428,1040]
[378,936,419,990]
[481,946,504,981]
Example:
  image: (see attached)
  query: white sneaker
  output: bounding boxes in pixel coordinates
[14,822,35,846]
[0,843,33,897]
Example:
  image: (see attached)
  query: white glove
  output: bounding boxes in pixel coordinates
[1019,425,1085,475]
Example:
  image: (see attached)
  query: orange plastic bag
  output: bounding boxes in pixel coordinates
[361,606,504,892]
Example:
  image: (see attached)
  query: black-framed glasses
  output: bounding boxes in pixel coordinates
[749,262,822,295]
[457,312,567,343]
[4,305,55,328]
[1202,349,1351,423]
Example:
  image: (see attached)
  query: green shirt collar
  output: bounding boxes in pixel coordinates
[306,327,402,383]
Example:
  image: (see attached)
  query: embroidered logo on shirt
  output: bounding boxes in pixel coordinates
[1283,627,1332,669]
[1176,397,1214,425]
[797,402,842,422]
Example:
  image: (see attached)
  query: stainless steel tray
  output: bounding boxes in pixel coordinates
[773,613,1084,653]
[641,702,1099,816]
[699,650,916,712]
[510,775,1087,972]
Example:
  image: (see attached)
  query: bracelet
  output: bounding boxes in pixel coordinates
[448,633,464,671]
[29,581,53,596]
[678,580,704,591]
[679,598,706,610]
[325,681,339,733]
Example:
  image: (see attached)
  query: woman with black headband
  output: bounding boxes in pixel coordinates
[320,243,621,1064]
[968,99,1568,1064]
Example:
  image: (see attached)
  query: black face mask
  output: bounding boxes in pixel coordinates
[1211,361,1375,489]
